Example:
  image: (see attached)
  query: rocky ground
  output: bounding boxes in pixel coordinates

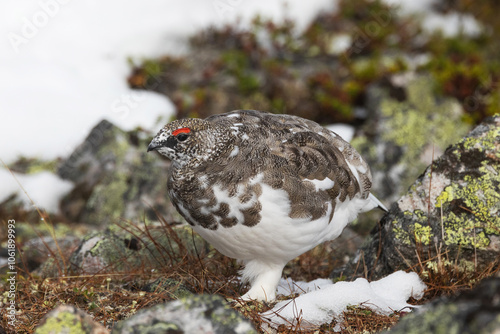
[1,0,500,333]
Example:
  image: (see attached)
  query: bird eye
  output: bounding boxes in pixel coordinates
[176,133,189,142]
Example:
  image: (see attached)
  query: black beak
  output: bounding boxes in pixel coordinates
[147,141,161,152]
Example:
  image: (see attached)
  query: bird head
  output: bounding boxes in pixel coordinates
[147,118,228,168]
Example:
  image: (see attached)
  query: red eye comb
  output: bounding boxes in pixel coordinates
[172,128,191,136]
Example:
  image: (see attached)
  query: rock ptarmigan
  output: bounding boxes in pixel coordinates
[147,110,386,301]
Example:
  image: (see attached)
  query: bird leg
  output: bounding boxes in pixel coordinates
[240,260,285,302]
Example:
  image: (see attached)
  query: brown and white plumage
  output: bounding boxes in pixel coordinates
[148,110,385,301]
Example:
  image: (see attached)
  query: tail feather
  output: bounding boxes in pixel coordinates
[368,193,388,212]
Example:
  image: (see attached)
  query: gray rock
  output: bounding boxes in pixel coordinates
[23,235,80,275]
[352,76,471,204]
[111,294,257,334]
[34,304,108,334]
[13,221,86,274]
[67,225,209,276]
[58,119,180,225]
[383,278,500,334]
[333,115,500,280]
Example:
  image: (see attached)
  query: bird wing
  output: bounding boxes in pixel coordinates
[206,110,373,221]
[265,128,372,220]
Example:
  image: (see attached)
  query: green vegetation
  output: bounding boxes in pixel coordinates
[128,0,500,126]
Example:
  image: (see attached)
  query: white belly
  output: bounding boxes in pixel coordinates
[192,180,367,264]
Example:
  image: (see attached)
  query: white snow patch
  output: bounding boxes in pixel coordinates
[328,33,352,55]
[0,169,73,213]
[262,271,426,330]
[0,0,336,207]
[423,12,482,37]
[382,0,436,14]
[277,277,334,296]
[0,0,335,165]
[326,124,354,142]
[382,1,482,37]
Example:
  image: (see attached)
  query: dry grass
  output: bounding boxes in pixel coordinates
[341,306,402,333]
[408,241,500,301]
[1,206,499,333]
[0,208,238,333]
[0,211,387,334]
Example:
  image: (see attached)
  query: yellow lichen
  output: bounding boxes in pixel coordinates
[34,311,85,334]
[414,223,432,245]
[435,163,500,248]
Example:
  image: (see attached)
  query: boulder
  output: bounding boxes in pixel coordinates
[58,120,179,225]
[352,76,471,204]
[111,294,257,334]
[22,235,81,275]
[333,115,500,280]
[67,225,209,276]
[34,304,108,334]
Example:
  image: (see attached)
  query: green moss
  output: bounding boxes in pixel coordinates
[34,311,86,334]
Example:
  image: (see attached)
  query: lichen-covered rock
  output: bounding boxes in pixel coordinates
[58,120,180,225]
[67,225,209,276]
[34,304,108,334]
[333,115,500,280]
[383,277,500,334]
[111,294,257,334]
[6,221,88,275]
[352,76,471,203]
[22,235,81,274]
